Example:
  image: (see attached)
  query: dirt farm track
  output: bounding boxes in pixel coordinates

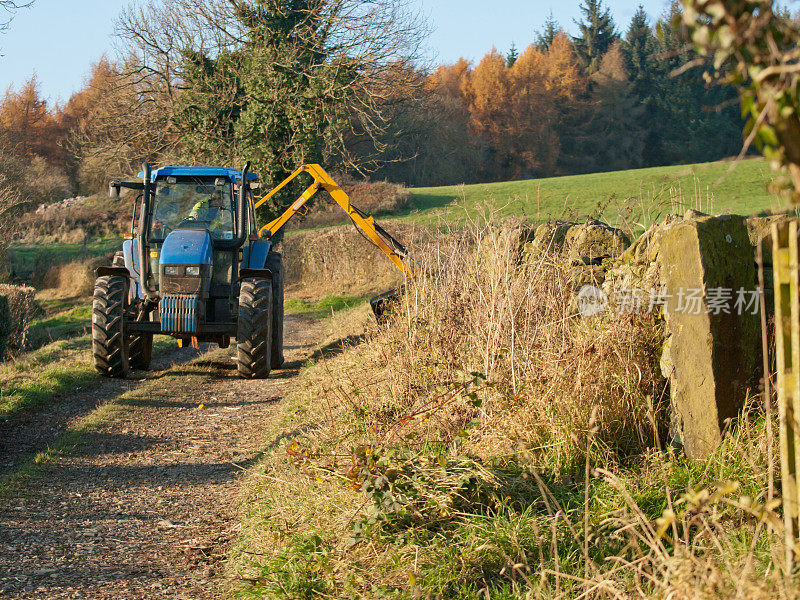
[0,315,326,599]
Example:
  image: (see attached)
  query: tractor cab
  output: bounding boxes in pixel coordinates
[132,167,259,326]
[150,175,236,243]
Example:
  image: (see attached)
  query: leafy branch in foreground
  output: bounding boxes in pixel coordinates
[681,0,800,201]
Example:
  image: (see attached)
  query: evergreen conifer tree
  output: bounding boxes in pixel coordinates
[572,0,618,74]
[506,43,519,67]
[535,12,560,51]
[624,5,656,92]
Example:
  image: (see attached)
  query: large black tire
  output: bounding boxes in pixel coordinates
[237,278,273,379]
[129,332,153,370]
[265,251,284,369]
[92,275,129,378]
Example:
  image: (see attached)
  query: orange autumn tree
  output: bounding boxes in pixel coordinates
[508,44,559,176]
[432,58,471,100]
[0,75,63,162]
[58,57,119,134]
[0,75,71,204]
[460,35,586,180]
[462,48,512,154]
[541,31,591,172]
[545,32,586,101]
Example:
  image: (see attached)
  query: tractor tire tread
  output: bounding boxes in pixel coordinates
[237,278,272,379]
[92,275,129,378]
[129,333,152,370]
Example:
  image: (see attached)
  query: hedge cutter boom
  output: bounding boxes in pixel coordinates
[255,164,418,316]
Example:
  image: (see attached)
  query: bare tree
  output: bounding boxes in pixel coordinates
[0,1,33,32]
[114,0,430,177]
[64,56,177,191]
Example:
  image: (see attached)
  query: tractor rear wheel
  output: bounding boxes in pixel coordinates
[236,278,273,379]
[92,275,130,378]
[265,251,284,369]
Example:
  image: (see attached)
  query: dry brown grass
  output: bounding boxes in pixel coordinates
[39,256,109,298]
[294,216,667,471]
[278,220,427,298]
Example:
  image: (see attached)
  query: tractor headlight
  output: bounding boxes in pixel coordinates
[185,266,201,277]
[164,265,182,276]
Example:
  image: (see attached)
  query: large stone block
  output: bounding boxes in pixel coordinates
[660,215,762,458]
[563,218,630,266]
[523,219,630,288]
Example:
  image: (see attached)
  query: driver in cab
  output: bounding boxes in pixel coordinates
[188,189,230,234]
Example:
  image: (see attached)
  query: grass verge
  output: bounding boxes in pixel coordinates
[227,217,790,599]
[26,301,92,350]
[7,236,122,280]
[0,335,178,421]
[285,294,371,319]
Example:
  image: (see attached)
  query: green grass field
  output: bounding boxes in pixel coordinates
[26,301,93,351]
[403,157,794,228]
[6,236,122,279]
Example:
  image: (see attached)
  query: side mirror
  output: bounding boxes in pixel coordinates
[109,182,121,199]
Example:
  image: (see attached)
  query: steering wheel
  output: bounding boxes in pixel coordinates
[177,217,210,228]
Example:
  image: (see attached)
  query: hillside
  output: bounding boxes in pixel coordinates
[404,157,790,228]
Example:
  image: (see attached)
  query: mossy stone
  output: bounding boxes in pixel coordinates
[660,215,761,458]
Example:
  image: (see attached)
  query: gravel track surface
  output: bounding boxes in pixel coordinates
[0,315,325,599]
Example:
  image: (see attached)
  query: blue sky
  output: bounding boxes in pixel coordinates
[0,0,672,104]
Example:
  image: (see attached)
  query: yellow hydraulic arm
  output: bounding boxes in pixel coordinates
[254,164,416,278]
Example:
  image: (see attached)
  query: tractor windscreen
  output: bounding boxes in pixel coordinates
[150,178,235,242]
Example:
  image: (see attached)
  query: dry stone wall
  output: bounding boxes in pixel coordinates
[522,211,779,459]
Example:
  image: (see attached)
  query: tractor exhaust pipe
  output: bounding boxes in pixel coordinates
[234,161,251,247]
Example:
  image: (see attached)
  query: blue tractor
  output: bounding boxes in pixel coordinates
[96,162,417,380]
[97,162,283,379]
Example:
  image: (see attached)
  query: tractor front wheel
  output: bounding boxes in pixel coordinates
[92,275,130,378]
[236,278,273,379]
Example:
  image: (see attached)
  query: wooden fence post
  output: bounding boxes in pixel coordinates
[772,220,800,570]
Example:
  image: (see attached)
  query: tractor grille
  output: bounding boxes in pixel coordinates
[161,293,199,333]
